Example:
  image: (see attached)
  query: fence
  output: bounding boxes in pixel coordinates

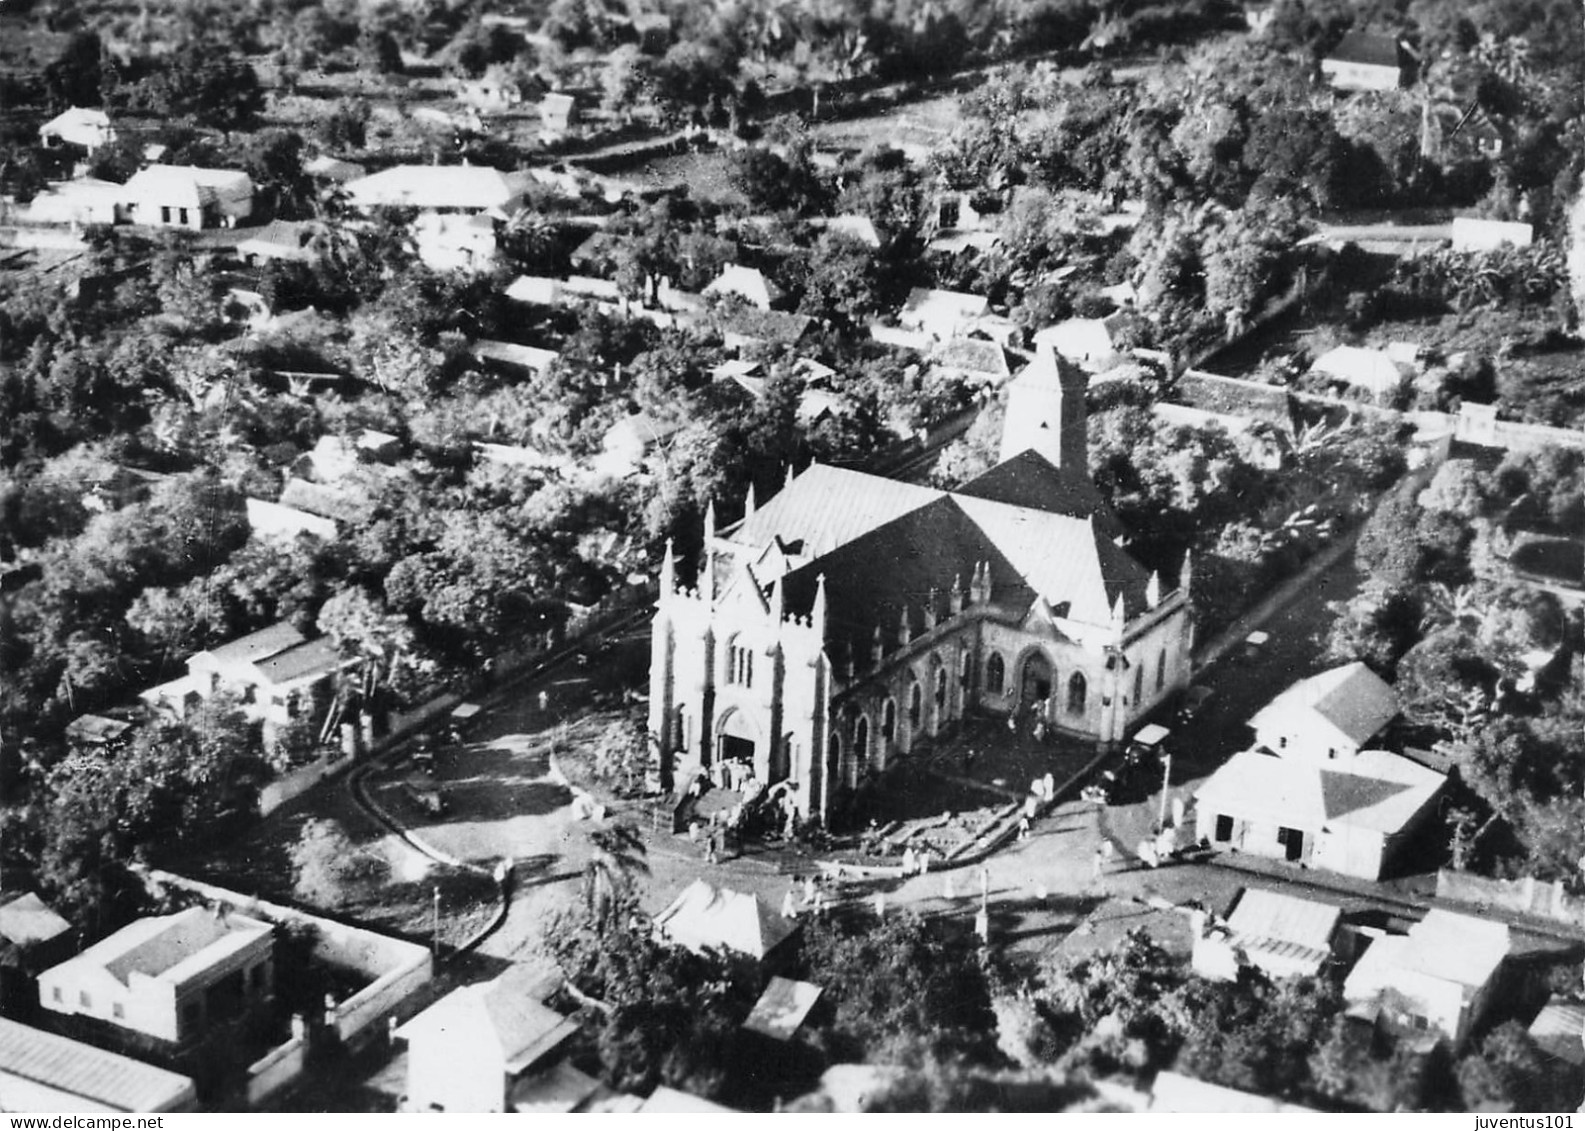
[1436,869,1585,925]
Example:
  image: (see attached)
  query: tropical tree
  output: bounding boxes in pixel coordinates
[581,820,649,930]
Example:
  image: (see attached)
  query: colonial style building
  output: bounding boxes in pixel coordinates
[647,344,1194,826]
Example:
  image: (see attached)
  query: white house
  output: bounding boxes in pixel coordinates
[598,411,684,478]
[237,219,318,265]
[38,907,274,1046]
[1191,888,1342,982]
[1309,345,1405,402]
[704,264,785,311]
[120,166,254,230]
[1035,314,1139,371]
[38,107,116,153]
[1321,31,1409,92]
[395,968,577,1114]
[470,339,559,378]
[342,165,531,214]
[1194,747,1446,880]
[0,1019,197,1113]
[1343,910,1510,1047]
[1249,661,1398,763]
[19,177,123,226]
[653,880,799,964]
[414,210,497,273]
[897,287,989,340]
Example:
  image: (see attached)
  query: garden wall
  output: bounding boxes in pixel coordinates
[245,1033,307,1107]
[1436,869,1585,925]
[137,869,434,1052]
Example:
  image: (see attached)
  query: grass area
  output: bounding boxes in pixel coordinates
[161,775,497,950]
[810,90,966,151]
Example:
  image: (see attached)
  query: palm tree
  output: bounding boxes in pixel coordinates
[582,821,649,931]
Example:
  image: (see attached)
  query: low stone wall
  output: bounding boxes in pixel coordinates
[245,1033,307,1108]
[1436,869,1585,925]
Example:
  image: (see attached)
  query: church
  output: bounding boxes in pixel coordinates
[646,340,1194,828]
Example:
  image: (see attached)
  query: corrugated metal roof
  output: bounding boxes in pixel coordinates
[743,976,822,1040]
[0,893,71,948]
[1400,910,1510,987]
[1529,998,1585,1067]
[248,637,350,687]
[0,1019,195,1112]
[193,621,305,668]
[1224,888,1340,954]
[1249,661,1398,748]
[1327,31,1403,68]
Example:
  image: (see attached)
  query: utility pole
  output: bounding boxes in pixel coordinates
[1157,747,1173,831]
[431,885,441,958]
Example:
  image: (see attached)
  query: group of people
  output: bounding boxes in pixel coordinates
[783,872,834,919]
[1019,772,1058,839]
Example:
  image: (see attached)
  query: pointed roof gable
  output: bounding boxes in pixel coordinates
[728,463,942,560]
[395,968,577,1074]
[1250,662,1398,750]
[653,880,798,960]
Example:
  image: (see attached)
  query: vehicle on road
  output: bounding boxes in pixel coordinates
[402,774,447,817]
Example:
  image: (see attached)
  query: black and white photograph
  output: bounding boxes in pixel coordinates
[0,0,1582,1114]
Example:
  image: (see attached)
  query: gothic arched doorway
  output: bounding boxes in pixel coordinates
[1020,651,1054,706]
[717,708,759,768]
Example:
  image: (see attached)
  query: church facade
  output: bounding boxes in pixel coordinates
[646,344,1194,827]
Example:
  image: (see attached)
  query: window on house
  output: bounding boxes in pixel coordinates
[113,1003,125,1019]
[882,699,896,741]
[79,990,91,1008]
[1156,649,1167,692]
[908,681,922,728]
[1214,814,1234,841]
[985,654,1005,695]
[160,206,172,223]
[1066,672,1087,716]
[52,986,62,1002]
[1279,736,1288,749]
[178,207,190,226]
[1328,748,1337,760]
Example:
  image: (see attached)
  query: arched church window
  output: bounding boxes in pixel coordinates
[908,681,922,728]
[1156,649,1167,692]
[1067,671,1087,716]
[853,717,869,783]
[985,653,1005,695]
[1133,663,1143,705]
[959,651,971,688]
[882,698,897,740]
[934,666,947,710]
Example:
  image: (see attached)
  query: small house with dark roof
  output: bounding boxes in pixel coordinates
[647,342,1192,826]
[1321,31,1411,92]
[0,893,74,1014]
[1250,661,1398,763]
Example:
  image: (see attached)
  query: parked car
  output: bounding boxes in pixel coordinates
[403,775,446,817]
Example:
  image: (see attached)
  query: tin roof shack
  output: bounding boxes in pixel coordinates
[0,892,74,1016]
[38,107,117,154]
[1248,661,1398,764]
[1191,888,1342,982]
[0,1019,197,1113]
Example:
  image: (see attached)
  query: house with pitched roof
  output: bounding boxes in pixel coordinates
[0,893,73,1014]
[395,968,577,1113]
[1528,997,1585,1069]
[120,166,254,230]
[342,165,531,215]
[1191,888,1342,982]
[704,264,785,310]
[648,342,1192,826]
[1342,910,1510,1046]
[1321,31,1410,92]
[897,287,990,341]
[1249,661,1398,763]
[653,880,799,965]
[0,1018,197,1113]
[39,907,274,1047]
[1193,747,1446,879]
[38,107,117,154]
[1309,345,1405,402]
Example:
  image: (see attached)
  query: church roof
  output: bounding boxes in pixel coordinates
[957,449,1118,534]
[728,464,943,560]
